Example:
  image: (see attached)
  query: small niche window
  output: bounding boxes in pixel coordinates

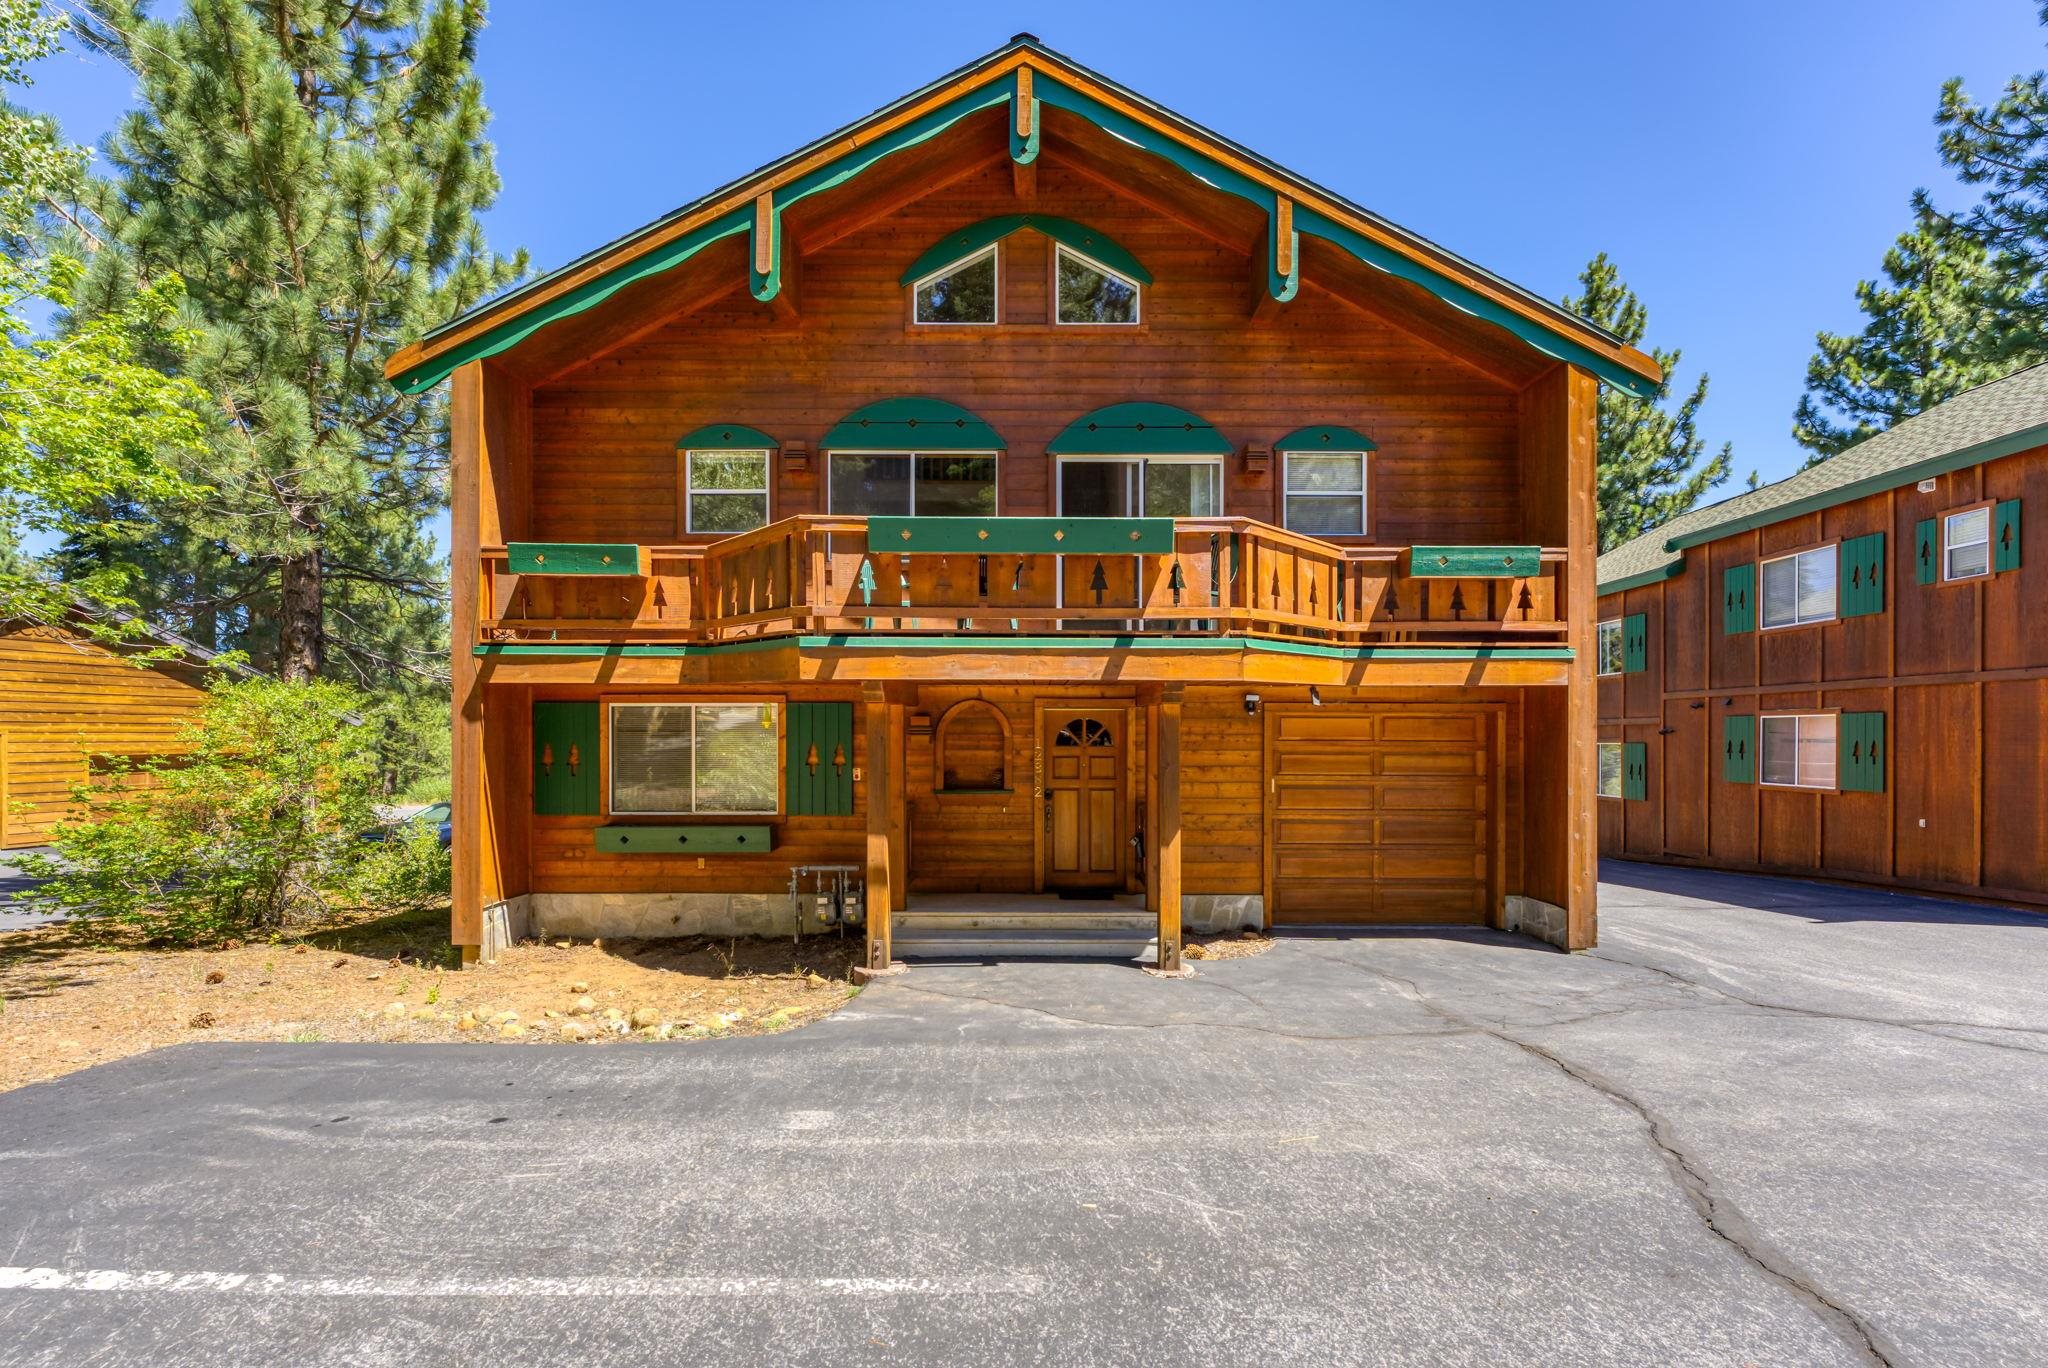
[1055,245,1140,325]
[914,247,997,325]
[1943,505,1991,581]
[828,453,998,516]
[1760,713,1837,790]
[1283,452,1368,536]
[1761,547,1837,628]
[1596,619,1625,676]
[935,700,1010,792]
[685,451,769,533]
[1597,741,1623,799]
[610,702,779,815]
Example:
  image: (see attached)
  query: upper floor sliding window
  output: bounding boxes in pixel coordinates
[828,453,998,516]
[1761,546,1836,628]
[913,247,997,325]
[1282,452,1368,536]
[1055,245,1140,325]
[1057,456,1220,518]
[684,450,770,533]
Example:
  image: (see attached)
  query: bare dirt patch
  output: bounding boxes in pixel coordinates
[1184,929,1275,961]
[0,907,864,1092]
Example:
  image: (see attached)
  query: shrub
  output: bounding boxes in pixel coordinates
[20,677,394,943]
[346,818,452,913]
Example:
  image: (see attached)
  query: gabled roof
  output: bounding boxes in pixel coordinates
[1597,363,2048,594]
[384,35,1661,398]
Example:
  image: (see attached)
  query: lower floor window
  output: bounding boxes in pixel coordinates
[610,702,779,814]
[1597,741,1623,798]
[1760,713,1836,789]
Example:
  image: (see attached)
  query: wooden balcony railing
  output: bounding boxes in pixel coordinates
[477,516,1569,649]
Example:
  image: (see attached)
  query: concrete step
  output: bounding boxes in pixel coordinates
[894,909,1155,933]
[894,927,1160,963]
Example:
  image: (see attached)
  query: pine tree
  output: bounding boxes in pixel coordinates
[65,0,526,684]
[1792,211,2037,465]
[1563,254,1733,552]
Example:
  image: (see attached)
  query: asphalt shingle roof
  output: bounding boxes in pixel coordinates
[1597,363,2048,594]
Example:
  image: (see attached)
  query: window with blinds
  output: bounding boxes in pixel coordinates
[609,702,779,815]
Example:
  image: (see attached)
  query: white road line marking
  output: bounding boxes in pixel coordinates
[0,1267,1042,1299]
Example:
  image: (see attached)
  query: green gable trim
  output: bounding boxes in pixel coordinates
[867,515,1176,555]
[475,636,1573,662]
[899,215,1151,287]
[676,423,777,451]
[1596,560,1684,597]
[821,397,1004,452]
[390,51,1653,399]
[1046,402,1231,456]
[1273,425,1377,454]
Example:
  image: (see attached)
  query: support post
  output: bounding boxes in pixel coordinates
[1153,685,1184,971]
[864,683,894,969]
[1011,65,1040,198]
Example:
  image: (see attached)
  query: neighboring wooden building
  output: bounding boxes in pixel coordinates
[0,615,233,849]
[387,37,1662,966]
[1596,363,2048,908]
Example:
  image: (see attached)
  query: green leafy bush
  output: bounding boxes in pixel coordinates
[346,818,452,913]
[19,677,420,944]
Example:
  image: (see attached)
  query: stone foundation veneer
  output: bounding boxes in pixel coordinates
[479,895,532,963]
[1180,893,1263,934]
[1503,894,1570,950]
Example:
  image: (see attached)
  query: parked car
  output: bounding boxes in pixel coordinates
[361,802,451,849]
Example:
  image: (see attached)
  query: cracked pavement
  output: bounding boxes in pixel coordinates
[2,861,2044,1366]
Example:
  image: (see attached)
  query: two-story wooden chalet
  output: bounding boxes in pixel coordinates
[387,36,1662,968]
[1596,363,2048,909]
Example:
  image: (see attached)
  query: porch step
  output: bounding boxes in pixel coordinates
[893,926,1159,963]
[894,909,1156,934]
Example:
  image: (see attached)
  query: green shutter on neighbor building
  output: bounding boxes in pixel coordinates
[1622,741,1648,801]
[1723,714,1755,784]
[787,702,854,816]
[1723,563,1755,634]
[1994,499,2022,572]
[533,701,600,815]
[1839,711,1886,793]
[1915,518,1938,585]
[1622,612,1648,674]
[1839,532,1886,617]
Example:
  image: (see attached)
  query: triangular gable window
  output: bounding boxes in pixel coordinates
[914,246,997,324]
[1056,245,1139,325]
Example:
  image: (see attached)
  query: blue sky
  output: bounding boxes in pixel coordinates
[26,0,2043,496]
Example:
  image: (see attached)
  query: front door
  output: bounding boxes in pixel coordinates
[1044,712,1124,891]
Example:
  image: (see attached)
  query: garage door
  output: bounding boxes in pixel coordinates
[1267,706,1494,925]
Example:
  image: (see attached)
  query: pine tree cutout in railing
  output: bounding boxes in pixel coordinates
[1089,558,1109,606]
[1168,559,1185,606]
[1449,584,1467,620]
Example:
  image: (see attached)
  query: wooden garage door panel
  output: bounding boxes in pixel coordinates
[1279,852,1381,880]
[1378,814,1485,846]
[1378,750,1482,776]
[1373,850,1487,882]
[1272,880,1489,922]
[1274,783,1376,812]
[1273,817,1377,845]
[1377,780,1485,811]
[1273,714,1377,742]
[1274,748,1381,776]
[1380,714,1485,744]
[1375,884,1491,920]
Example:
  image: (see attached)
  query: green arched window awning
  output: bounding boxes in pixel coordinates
[898,215,1152,287]
[1273,424,1378,453]
[1046,402,1231,457]
[675,422,777,450]
[821,397,1005,451]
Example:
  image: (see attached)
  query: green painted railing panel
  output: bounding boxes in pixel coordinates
[506,542,644,576]
[866,516,1176,555]
[1622,741,1648,801]
[1622,612,1648,674]
[1723,562,1755,634]
[533,701,600,815]
[1994,498,2022,572]
[594,824,774,854]
[787,702,855,816]
[1045,402,1231,457]
[1407,545,1542,578]
[1722,714,1755,784]
[1839,532,1885,617]
[1839,711,1886,793]
[1915,518,1938,585]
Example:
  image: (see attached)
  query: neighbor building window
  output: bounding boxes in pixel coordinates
[1760,713,1837,790]
[1597,741,1623,798]
[684,450,770,533]
[827,453,997,516]
[1282,452,1368,536]
[609,702,779,815]
[1596,619,1625,676]
[1761,547,1837,627]
[913,247,997,324]
[1055,245,1140,325]
[1943,505,1991,581]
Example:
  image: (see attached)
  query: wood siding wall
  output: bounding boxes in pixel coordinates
[525,160,1528,548]
[0,626,211,849]
[1596,444,2048,907]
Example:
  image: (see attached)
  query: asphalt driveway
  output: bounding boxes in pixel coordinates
[2,862,2044,1366]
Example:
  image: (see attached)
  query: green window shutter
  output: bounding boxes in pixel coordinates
[1722,714,1755,784]
[1622,741,1648,801]
[1839,532,1886,617]
[1993,499,2022,572]
[1839,711,1886,793]
[1915,518,1938,585]
[1722,563,1755,634]
[1622,612,1648,673]
[787,702,854,816]
[533,701,600,815]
